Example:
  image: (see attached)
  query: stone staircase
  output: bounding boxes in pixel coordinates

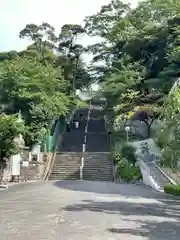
[146,162,172,191]
[132,139,173,191]
[49,152,81,180]
[83,105,114,182]
[83,152,113,181]
[48,108,86,181]
[48,106,114,182]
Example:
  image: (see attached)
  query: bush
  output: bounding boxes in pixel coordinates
[164,184,180,195]
[121,144,137,166]
[117,159,142,182]
[113,142,137,165]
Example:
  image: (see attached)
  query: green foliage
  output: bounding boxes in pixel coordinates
[74,98,89,108]
[164,184,180,195]
[84,0,180,139]
[113,141,142,181]
[117,159,142,182]
[0,114,24,160]
[120,144,137,166]
[0,56,71,146]
[114,142,137,165]
[155,88,180,168]
[0,20,93,150]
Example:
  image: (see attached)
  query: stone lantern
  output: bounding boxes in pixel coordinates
[11,111,26,182]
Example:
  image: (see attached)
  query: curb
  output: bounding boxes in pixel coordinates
[0,185,8,190]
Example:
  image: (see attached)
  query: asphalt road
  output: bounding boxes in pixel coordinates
[0,180,180,240]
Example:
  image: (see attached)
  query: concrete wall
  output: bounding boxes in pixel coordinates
[130,138,161,161]
[3,161,12,182]
[20,162,45,181]
[130,139,162,191]
[2,161,45,182]
[127,120,163,138]
[138,160,162,191]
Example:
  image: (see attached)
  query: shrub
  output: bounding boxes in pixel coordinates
[121,144,137,166]
[164,184,180,196]
[117,159,142,182]
[113,142,137,164]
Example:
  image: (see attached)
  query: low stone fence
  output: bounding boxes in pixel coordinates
[2,161,45,182]
[20,161,45,181]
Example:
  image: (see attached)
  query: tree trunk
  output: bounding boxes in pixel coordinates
[143,119,154,138]
[0,160,4,183]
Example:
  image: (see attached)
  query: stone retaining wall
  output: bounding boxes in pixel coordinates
[20,162,45,181]
[2,161,45,182]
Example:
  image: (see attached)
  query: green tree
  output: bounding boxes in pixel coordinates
[84,0,180,138]
[0,56,71,146]
[19,23,57,65]
[0,114,24,181]
[57,24,90,90]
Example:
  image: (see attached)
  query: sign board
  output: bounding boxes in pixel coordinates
[22,161,29,167]
[32,144,41,154]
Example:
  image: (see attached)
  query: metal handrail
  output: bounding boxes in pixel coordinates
[153,161,177,185]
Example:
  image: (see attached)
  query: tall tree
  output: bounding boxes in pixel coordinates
[19,23,57,65]
[0,56,70,146]
[84,0,180,136]
[58,24,90,90]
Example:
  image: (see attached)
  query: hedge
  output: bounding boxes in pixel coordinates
[117,159,142,182]
[164,184,180,196]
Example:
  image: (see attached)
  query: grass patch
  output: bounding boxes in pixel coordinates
[117,159,142,182]
[164,184,180,196]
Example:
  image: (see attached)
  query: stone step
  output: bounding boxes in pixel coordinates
[54,157,81,160]
[83,169,112,172]
[83,174,113,180]
[84,164,113,168]
[51,168,79,172]
[52,166,80,169]
[49,172,79,175]
[84,162,112,165]
[84,168,112,172]
[83,176,113,179]
[53,162,81,166]
[83,174,113,178]
[55,157,81,160]
[50,173,79,177]
[83,177,113,181]
[49,176,79,179]
[83,169,113,173]
[52,169,80,172]
[49,150,81,180]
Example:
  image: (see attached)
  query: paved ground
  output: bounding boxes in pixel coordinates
[0,180,180,240]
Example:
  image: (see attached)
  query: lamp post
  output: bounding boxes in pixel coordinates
[125,126,130,141]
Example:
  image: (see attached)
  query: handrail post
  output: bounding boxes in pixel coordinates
[80,144,86,180]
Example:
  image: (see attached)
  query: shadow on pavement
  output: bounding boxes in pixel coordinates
[62,196,180,239]
[53,180,174,199]
[107,219,180,239]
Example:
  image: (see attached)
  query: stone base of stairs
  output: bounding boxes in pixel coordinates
[49,152,81,180]
[83,152,113,182]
